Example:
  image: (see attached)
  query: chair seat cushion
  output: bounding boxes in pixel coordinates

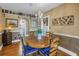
[23,45,38,55]
[23,48,38,55]
[39,47,50,56]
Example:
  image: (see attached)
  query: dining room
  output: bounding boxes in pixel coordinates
[0,3,79,56]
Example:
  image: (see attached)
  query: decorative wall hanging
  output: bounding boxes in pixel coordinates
[52,15,74,25]
[43,17,48,26]
[6,18,18,27]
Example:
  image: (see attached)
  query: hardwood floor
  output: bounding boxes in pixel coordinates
[0,42,20,56]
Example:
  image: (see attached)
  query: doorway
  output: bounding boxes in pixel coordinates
[19,19,28,37]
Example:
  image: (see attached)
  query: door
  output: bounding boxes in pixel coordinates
[19,19,28,36]
[42,16,49,35]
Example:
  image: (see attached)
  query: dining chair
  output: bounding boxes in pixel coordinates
[20,32,38,56]
[49,36,60,56]
[22,45,38,56]
[39,47,50,56]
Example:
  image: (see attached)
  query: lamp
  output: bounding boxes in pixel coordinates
[7,25,13,31]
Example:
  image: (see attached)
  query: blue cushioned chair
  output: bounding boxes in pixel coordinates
[39,47,50,56]
[22,45,38,56]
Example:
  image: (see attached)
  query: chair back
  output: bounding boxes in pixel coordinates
[49,36,60,56]
[28,31,36,39]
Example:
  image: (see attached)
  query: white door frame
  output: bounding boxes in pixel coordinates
[43,15,50,32]
[19,18,28,36]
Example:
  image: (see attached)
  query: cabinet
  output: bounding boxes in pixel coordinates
[2,30,12,46]
[7,32,12,45]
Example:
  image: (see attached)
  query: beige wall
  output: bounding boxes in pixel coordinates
[0,7,5,32]
[45,3,79,36]
[5,13,19,19]
[0,7,5,46]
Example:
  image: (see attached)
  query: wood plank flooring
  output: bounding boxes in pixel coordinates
[0,42,20,56]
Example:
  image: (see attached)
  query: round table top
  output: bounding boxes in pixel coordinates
[26,38,50,48]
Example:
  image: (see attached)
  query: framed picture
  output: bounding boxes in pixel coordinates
[6,18,18,27]
[52,15,74,25]
[43,16,48,26]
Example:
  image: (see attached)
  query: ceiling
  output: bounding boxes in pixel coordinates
[0,3,62,15]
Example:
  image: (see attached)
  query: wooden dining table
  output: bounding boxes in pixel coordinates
[26,36,50,48]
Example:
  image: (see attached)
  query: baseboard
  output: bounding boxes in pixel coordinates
[58,46,77,56]
[12,40,20,43]
[53,32,79,39]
